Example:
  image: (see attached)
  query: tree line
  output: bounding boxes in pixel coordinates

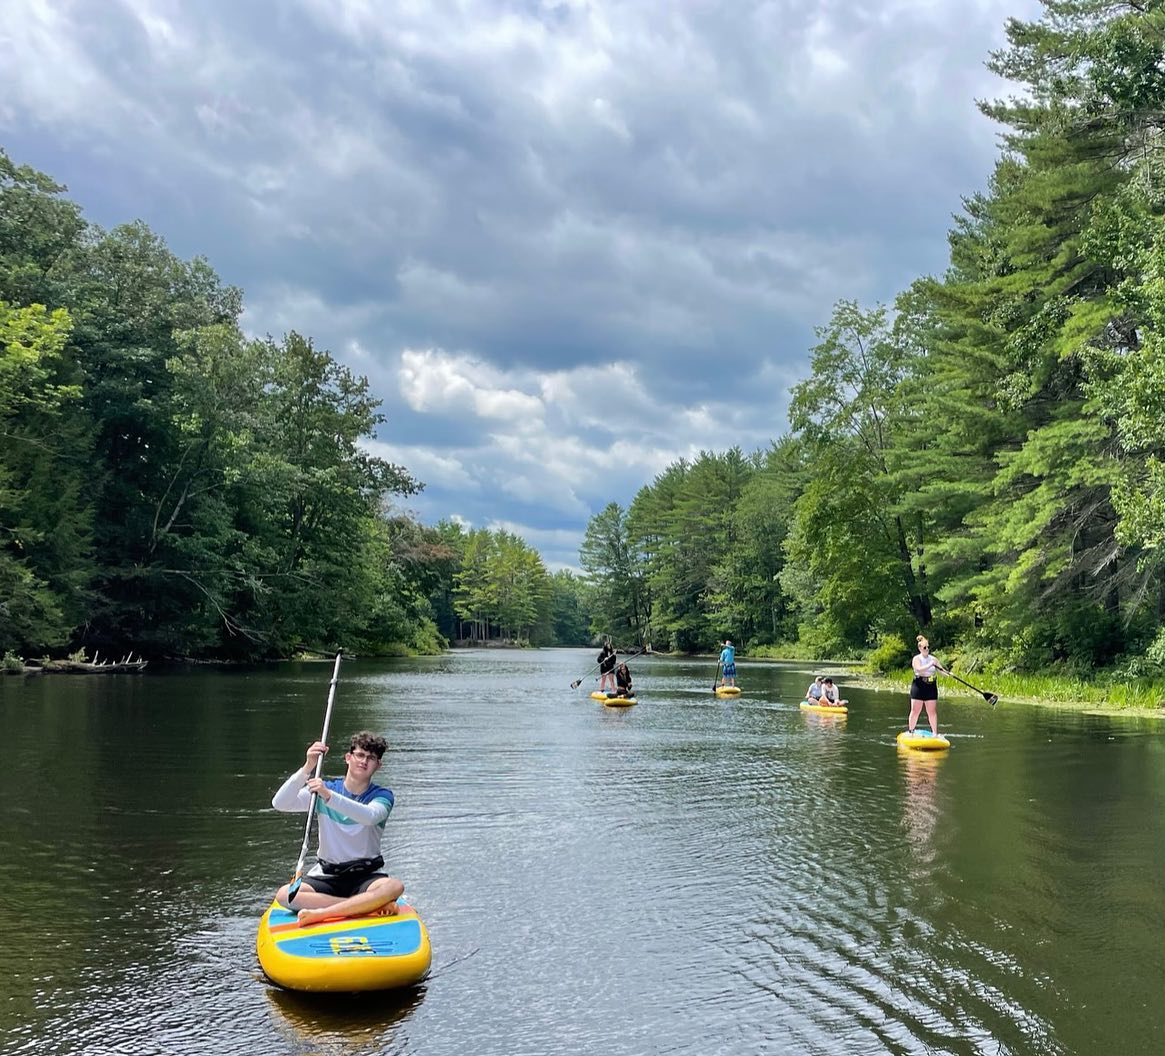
[581,1,1165,678]
[0,150,593,659]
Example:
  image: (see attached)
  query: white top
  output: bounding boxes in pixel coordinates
[912,652,938,678]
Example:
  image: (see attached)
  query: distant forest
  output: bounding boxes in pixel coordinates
[0,150,589,659]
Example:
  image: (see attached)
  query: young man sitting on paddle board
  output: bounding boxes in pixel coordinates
[272,731,405,925]
[719,640,737,687]
[820,678,847,707]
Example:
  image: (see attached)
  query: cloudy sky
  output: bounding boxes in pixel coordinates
[1,0,1039,568]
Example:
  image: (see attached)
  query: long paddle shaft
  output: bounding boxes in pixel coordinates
[287,650,344,902]
[711,658,722,693]
[938,665,999,707]
[570,651,609,690]
[571,646,646,689]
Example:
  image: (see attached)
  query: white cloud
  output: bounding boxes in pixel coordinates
[362,440,478,492]
[399,348,545,423]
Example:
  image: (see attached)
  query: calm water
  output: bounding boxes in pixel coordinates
[1,650,1163,1055]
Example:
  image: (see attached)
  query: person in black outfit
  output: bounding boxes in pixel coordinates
[597,640,617,693]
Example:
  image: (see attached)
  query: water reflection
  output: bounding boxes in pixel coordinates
[898,745,946,862]
[265,985,425,1055]
[799,708,848,728]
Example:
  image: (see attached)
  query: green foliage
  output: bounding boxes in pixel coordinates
[0,147,481,660]
[866,634,911,676]
[444,527,556,644]
[548,569,592,646]
[581,502,649,644]
[0,299,90,652]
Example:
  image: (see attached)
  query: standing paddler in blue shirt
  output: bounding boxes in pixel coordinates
[272,730,404,925]
[718,639,737,687]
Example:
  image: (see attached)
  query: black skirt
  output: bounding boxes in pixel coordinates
[911,677,938,702]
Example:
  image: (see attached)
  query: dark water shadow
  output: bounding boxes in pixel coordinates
[264,983,426,1055]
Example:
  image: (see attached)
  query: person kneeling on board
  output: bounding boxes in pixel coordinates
[613,661,633,699]
[820,678,847,707]
[272,731,404,925]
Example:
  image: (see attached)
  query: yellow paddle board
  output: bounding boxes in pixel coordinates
[800,700,848,715]
[256,900,431,992]
[896,730,951,751]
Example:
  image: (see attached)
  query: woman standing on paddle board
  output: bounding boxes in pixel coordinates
[597,640,617,694]
[908,635,942,736]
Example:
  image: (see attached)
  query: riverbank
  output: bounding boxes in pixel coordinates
[694,648,1165,716]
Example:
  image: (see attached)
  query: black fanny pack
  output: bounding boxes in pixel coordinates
[915,675,935,684]
[319,855,384,877]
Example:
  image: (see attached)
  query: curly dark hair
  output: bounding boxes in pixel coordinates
[348,731,388,758]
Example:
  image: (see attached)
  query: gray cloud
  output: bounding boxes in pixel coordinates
[1,0,1041,568]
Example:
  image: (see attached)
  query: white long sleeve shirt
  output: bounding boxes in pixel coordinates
[272,770,393,868]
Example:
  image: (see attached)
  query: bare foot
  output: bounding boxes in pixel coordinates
[376,901,400,917]
[297,907,337,926]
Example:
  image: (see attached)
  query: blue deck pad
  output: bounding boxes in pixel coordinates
[276,918,424,959]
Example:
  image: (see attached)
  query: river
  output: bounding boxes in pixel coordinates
[1,649,1161,1055]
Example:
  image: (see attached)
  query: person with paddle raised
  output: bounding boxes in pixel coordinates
[272,731,404,926]
[908,635,942,736]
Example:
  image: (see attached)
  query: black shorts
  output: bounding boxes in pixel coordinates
[299,868,390,900]
[911,677,938,702]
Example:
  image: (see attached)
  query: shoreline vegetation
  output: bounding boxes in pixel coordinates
[8,642,1163,715]
[679,650,1165,716]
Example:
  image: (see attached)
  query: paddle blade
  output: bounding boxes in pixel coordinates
[570,679,582,689]
[986,692,999,708]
